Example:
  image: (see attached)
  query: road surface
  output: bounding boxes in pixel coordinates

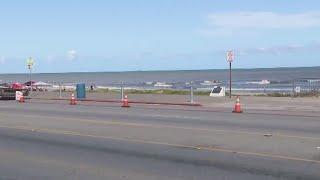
[0,100,319,179]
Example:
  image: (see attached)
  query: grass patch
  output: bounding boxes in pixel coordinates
[255,91,320,97]
[88,89,211,96]
[58,88,320,98]
[255,92,292,97]
[87,89,119,94]
[294,91,320,97]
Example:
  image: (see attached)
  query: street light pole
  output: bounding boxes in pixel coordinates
[190,81,194,104]
[26,57,34,92]
[29,65,32,86]
[229,61,232,98]
[121,81,124,101]
[227,51,234,98]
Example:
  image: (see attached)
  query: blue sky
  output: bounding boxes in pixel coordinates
[0,0,319,73]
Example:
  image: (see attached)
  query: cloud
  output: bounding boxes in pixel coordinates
[234,43,320,56]
[208,11,320,29]
[42,50,78,62]
[197,28,234,37]
[0,56,5,64]
[200,11,320,36]
[67,50,77,60]
[46,55,56,63]
[133,51,154,60]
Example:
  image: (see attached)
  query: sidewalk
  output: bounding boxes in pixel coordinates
[29,91,320,113]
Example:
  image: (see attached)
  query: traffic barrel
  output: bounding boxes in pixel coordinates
[232,96,243,113]
[122,95,130,108]
[70,93,77,105]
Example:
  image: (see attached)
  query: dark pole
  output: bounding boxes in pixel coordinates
[29,65,32,92]
[190,81,194,104]
[229,62,232,98]
[29,68,32,83]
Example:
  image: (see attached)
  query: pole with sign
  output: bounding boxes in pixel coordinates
[227,51,234,98]
[26,57,34,91]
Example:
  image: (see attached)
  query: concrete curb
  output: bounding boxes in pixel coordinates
[30,97,202,107]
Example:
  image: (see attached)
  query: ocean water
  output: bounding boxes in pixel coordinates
[0,67,320,91]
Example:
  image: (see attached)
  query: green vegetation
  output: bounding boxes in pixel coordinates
[87,89,211,96]
[255,92,291,97]
[293,91,320,97]
[87,88,117,94]
[63,88,320,98]
[255,91,320,97]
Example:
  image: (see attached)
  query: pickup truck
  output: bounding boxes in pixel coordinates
[0,88,29,100]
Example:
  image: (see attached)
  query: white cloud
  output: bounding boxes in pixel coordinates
[46,55,56,63]
[67,50,77,60]
[0,56,6,64]
[235,43,320,56]
[207,11,320,29]
[134,51,154,60]
[200,11,320,37]
[198,28,234,37]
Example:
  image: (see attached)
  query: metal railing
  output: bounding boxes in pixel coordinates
[26,78,320,98]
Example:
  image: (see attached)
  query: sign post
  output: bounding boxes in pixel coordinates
[26,57,34,91]
[227,51,234,98]
[120,81,124,101]
[190,81,194,104]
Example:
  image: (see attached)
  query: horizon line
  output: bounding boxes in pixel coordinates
[0,65,319,75]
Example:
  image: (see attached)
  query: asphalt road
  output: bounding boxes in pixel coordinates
[0,100,319,180]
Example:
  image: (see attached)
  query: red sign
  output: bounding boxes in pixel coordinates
[227,51,234,63]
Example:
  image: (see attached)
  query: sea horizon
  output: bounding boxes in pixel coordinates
[0,65,319,75]
[1,66,319,88]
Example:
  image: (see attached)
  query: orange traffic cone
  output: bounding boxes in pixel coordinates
[232,96,243,113]
[122,95,130,108]
[19,95,25,103]
[70,93,77,105]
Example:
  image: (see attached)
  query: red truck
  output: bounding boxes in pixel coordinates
[0,83,29,100]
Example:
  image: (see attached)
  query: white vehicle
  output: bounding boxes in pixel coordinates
[209,86,226,97]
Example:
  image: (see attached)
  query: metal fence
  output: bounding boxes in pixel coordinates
[292,78,320,95]
[28,78,320,97]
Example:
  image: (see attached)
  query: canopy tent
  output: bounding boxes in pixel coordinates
[33,81,52,87]
[24,81,36,86]
[11,82,26,90]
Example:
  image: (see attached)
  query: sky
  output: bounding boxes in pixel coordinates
[0,0,320,73]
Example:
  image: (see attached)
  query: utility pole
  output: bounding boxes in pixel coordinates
[120,81,124,101]
[227,51,234,98]
[190,81,194,104]
[26,57,34,92]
